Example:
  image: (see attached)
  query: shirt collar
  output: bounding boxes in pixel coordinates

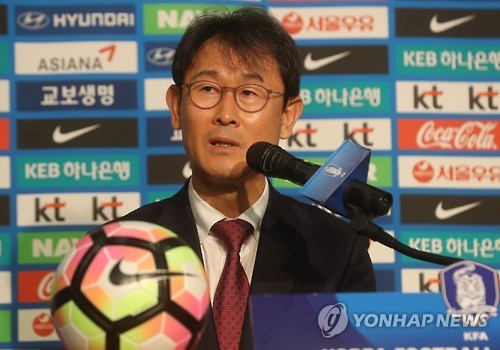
[188,179,269,243]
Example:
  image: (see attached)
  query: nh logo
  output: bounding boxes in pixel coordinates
[157,9,202,29]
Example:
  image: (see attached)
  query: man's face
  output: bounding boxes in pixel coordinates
[167,40,302,188]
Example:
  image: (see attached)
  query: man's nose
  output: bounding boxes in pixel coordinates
[213,89,241,125]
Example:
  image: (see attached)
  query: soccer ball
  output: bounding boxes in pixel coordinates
[51,221,210,350]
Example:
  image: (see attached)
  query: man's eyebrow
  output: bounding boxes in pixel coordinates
[190,70,219,81]
[241,71,264,82]
[189,70,264,83]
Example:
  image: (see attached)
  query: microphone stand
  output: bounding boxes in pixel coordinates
[344,180,461,266]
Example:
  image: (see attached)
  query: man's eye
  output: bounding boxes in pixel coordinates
[201,86,215,92]
[241,89,257,96]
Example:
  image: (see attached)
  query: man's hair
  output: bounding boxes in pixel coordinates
[171,6,301,98]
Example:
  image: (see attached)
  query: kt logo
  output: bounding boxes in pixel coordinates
[287,123,317,147]
[35,198,65,223]
[413,85,443,110]
[93,196,122,221]
[343,122,374,146]
[419,273,440,293]
[469,86,498,111]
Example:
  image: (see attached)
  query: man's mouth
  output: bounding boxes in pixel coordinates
[210,138,238,147]
[212,142,233,147]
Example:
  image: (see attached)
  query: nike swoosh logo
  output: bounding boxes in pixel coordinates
[109,259,196,286]
[435,201,481,220]
[429,14,475,33]
[52,124,100,144]
[303,51,351,71]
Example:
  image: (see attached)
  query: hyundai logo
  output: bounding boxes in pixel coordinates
[146,47,175,66]
[17,11,50,30]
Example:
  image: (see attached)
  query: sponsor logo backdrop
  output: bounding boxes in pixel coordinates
[0,0,498,347]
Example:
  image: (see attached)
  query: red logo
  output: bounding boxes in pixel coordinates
[399,119,499,151]
[305,14,375,33]
[0,119,9,150]
[32,312,55,337]
[282,12,304,34]
[98,44,116,62]
[413,160,434,183]
[18,270,55,303]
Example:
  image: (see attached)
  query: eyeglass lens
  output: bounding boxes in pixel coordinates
[188,81,270,112]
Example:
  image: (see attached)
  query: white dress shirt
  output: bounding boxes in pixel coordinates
[188,179,269,304]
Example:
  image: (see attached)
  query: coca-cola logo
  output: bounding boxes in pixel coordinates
[282,12,303,35]
[32,312,54,337]
[413,160,434,183]
[416,120,498,150]
[37,272,55,301]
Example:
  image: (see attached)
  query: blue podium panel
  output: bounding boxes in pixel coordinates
[251,292,499,349]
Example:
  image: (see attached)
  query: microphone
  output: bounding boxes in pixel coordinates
[246,141,320,186]
[246,141,462,267]
[246,140,391,219]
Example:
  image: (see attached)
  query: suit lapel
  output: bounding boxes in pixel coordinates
[155,183,203,259]
[155,184,220,350]
[250,185,302,295]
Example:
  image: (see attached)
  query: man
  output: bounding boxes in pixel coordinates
[119,6,375,349]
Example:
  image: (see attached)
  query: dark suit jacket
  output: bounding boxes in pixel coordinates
[116,181,375,349]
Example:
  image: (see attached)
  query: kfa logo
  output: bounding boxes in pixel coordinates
[414,85,443,110]
[35,197,65,223]
[469,86,498,111]
[287,123,317,148]
[343,122,374,146]
[440,261,499,317]
[93,196,122,221]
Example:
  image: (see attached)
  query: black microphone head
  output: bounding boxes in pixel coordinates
[246,141,288,176]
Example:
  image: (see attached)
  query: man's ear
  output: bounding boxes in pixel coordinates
[279,97,303,139]
[166,85,181,130]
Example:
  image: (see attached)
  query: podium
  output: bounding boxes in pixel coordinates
[250,292,499,349]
